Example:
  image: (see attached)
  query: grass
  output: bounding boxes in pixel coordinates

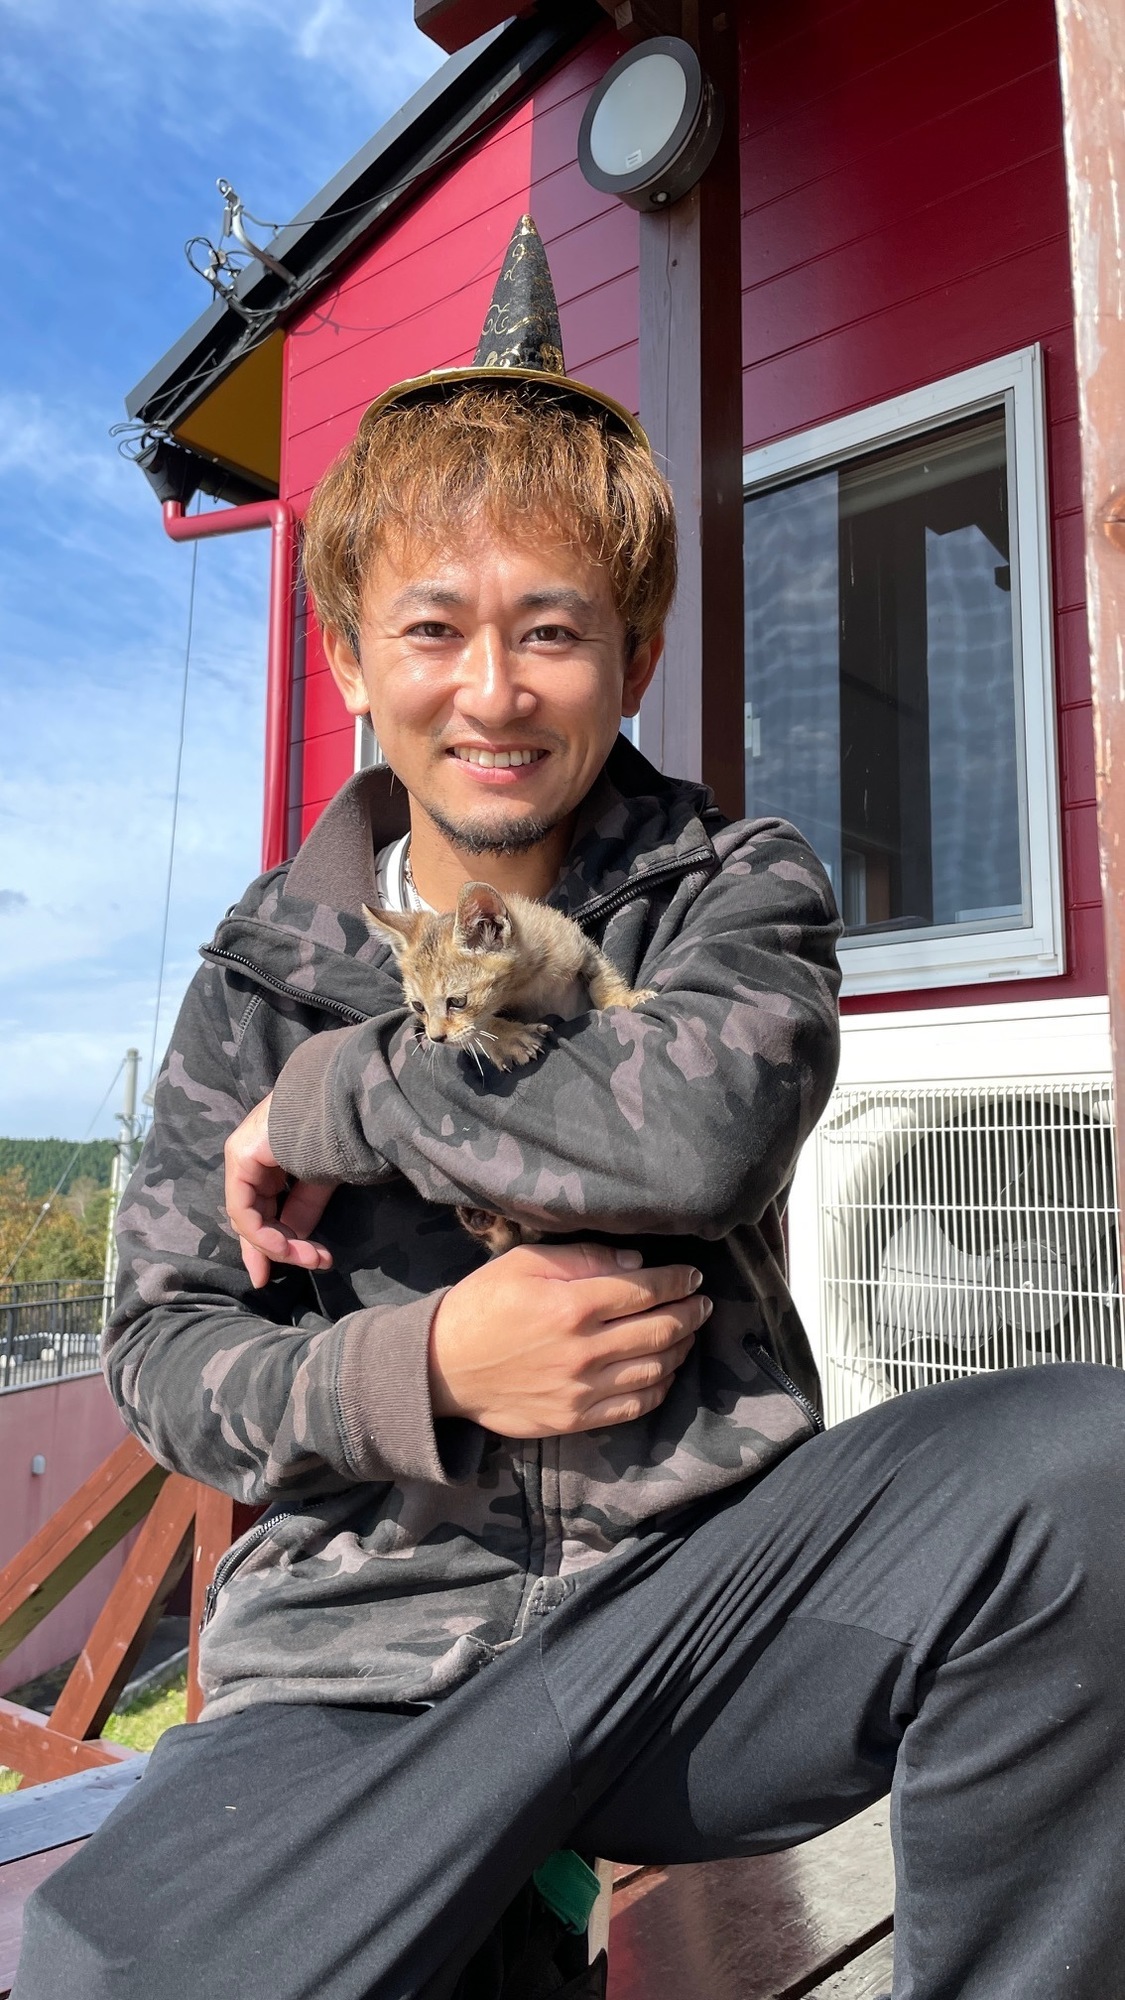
[0,1670,188,1792]
[102,1673,188,1754]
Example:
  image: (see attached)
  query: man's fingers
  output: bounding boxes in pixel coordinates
[224,1093,336,1276]
[584,1293,712,1363]
[592,1333,696,1394]
[225,1161,285,1242]
[572,1265,704,1327]
[278,1179,337,1245]
[241,1240,272,1290]
[244,1222,333,1270]
[579,1385,672,1430]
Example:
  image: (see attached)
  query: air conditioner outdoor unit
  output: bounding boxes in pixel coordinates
[787,998,1121,1426]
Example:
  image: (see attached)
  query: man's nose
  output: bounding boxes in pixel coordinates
[454,630,535,723]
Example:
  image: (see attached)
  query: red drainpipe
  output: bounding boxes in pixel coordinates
[162,498,298,872]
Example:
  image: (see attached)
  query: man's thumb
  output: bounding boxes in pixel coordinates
[278,1179,337,1241]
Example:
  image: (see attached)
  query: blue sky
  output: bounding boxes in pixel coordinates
[0,0,443,1139]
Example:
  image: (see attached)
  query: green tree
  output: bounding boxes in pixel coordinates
[0,1168,110,1287]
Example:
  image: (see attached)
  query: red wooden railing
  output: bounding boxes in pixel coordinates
[0,1438,256,1786]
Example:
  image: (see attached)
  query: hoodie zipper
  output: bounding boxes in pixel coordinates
[202,947,368,1023]
[200,1513,291,1630]
[574,849,717,933]
[749,1343,825,1434]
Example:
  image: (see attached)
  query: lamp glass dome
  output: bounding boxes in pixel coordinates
[587,52,688,179]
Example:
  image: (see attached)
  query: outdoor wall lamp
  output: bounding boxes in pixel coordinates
[577,37,723,210]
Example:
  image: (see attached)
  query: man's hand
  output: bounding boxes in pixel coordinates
[429,1242,711,1436]
[224,1094,337,1289]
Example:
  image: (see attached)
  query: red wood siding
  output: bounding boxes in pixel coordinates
[739,0,1098,1009]
[280,32,636,841]
[0,1375,130,1697]
[279,0,1099,1006]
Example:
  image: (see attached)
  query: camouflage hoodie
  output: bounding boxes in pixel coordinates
[106,737,841,1720]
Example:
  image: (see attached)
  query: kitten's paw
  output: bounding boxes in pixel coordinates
[487,1021,549,1069]
[624,987,656,1007]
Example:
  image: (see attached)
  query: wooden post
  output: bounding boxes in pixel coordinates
[1054,0,1125,1224]
[636,2,744,818]
[187,1489,237,1723]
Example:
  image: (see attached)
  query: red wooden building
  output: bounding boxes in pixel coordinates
[125,0,1122,1417]
[2,3,1122,1981]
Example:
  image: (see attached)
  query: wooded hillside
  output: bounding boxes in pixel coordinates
[0,1139,115,1199]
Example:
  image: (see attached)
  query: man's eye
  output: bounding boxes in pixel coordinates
[407,621,456,639]
[446,996,467,1012]
[526,624,577,644]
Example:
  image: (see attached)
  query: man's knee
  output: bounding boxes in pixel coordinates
[901,1362,1125,1568]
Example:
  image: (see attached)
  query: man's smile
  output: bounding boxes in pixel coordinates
[446,744,551,784]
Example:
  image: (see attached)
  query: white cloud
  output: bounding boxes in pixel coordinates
[0,391,140,508]
[0,2,447,1134]
[0,0,444,147]
[0,517,268,1132]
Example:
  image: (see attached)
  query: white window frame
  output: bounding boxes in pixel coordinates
[742,345,1063,998]
[355,714,387,770]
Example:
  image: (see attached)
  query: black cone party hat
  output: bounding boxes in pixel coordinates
[472,214,566,373]
[359,213,648,450]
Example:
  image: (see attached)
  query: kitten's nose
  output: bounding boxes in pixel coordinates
[428,1028,447,1043]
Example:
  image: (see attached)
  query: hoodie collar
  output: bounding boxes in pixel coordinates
[206,737,722,1016]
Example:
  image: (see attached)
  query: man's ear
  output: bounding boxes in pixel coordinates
[621,631,664,719]
[454,883,512,953]
[362,904,419,957]
[324,626,369,717]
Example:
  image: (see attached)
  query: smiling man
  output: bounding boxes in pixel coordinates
[18,219,1125,2000]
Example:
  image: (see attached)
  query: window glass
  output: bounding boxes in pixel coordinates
[744,409,1025,946]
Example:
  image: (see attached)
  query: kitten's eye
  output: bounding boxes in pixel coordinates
[411,1000,426,1016]
[446,996,467,1012]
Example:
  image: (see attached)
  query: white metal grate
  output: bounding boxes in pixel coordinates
[812,1080,1121,1425]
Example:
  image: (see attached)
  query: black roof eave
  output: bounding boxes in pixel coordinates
[125,1,602,441]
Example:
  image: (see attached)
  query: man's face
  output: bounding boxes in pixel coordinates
[324,514,660,858]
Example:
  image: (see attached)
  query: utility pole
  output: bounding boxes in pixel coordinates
[102,1049,142,1326]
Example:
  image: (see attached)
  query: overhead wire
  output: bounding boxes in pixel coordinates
[0,1058,127,1285]
[109,81,536,463]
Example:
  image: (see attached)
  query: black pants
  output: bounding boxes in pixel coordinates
[16,1365,1125,1999]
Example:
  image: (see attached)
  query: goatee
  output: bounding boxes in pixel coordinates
[425,803,562,857]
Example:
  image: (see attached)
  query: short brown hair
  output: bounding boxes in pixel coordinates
[302,383,677,655]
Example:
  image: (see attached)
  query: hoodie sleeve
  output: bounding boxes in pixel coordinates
[268,820,842,1242]
[103,961,485,1502]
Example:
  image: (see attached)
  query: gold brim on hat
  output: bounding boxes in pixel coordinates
[359,365,650,453]
[358,215,651,456]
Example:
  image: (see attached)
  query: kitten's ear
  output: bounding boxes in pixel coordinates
[454,882,512,953]
[362,903,418,958]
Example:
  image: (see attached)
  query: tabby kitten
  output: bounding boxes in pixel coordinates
[363,881,653,1255]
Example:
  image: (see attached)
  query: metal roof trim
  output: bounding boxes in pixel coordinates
[125,3,601,440]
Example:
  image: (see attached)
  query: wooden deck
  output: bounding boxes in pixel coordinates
[0,1779,892,1998]
[607,1806,893,1999]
